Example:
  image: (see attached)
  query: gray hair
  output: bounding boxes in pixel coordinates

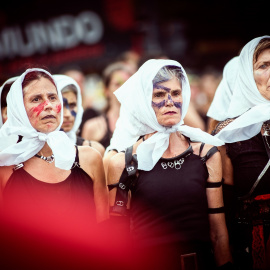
[61,84,77,96]
[153,65,185,86]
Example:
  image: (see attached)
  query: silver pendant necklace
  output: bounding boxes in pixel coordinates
[262,122,270,149]
[262,122,270,136]
[35,153,55,163]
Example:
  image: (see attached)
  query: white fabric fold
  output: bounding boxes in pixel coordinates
[53,74,84,144]
[215,35,270,143]
[0,68,75,170]
[214,104,270,142]
[207,56,239,121]
[106,59,224,171]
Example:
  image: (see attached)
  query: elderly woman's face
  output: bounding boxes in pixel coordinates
[253,48,270,100]
[23,77,61,133]
[152,76,182,127]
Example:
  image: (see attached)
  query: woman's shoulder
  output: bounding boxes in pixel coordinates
[78,145,103,167]
[108,152,129,175]
[191,141,220,160]
[78,145,102,157]
[77,136,105,156]
[108,151,125,170]
[107,152,126,184]
[0,165,15,189]
[77,146,104,179]
[89,141,105,156]
[0,165,14,176]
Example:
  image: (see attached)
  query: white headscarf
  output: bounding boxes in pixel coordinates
[0,68,76,170]
[215,35,270,143]
[53,74,83,144]
[106,59,224,171]
[0,76,19,127]
[207,56,239,121]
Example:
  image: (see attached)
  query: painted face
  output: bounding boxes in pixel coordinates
[152,76,183,127]
[61,91,77,132]
[253,48,270,100]
[23,77,61,133]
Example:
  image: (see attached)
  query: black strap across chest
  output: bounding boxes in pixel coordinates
[238,127,270,200]
[199,143,219,164]
[108,145,137,216]
[71,145,80,169]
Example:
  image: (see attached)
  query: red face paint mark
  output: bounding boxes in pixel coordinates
[56,104,62,114]
[31,101,48,116]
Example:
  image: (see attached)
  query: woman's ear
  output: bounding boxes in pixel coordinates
[1,106,7,123]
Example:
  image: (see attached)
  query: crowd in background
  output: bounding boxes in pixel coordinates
[1,35,269,270]
[57,51,222,141]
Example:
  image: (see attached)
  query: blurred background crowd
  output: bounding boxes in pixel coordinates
[0,0,268,135]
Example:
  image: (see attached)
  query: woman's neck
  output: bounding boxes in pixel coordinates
[38,143,53,157]
[164,132,189,158]
[143,131,189,158]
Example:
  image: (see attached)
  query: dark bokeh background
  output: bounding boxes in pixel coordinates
[0,0,269,82]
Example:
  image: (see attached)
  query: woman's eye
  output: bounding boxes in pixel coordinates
[50,96,57,101]
[154,92,165,98]
[258,63,270,69]
[172,91,181,96]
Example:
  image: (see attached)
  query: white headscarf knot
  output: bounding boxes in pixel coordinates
[0,76,19,128]
[164,126,178,134]
[38,133,48,142]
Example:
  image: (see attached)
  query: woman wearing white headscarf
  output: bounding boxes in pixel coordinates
[210,36,270,270]
[107,59,233,270]
[0,77,19,149]
[0,69,108,248]
[0,76,19,128]
[54,74,105,155]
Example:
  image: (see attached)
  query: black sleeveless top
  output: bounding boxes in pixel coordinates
[130,144,214,247]
[212,119,270,198]
[2,147,96,233]
[226,133,270,197]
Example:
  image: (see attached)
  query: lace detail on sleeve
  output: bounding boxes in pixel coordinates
[211,118,236,135]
